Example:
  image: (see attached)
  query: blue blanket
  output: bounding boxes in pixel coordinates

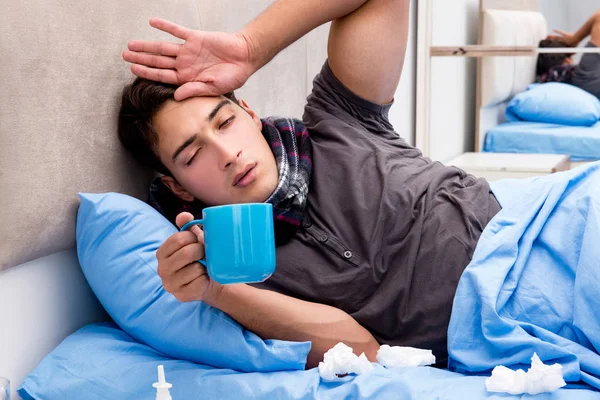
[448,162,600,389]
[19,323,600,399]
[20,164,600,399]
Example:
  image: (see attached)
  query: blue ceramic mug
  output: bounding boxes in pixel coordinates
[179,203,276,284]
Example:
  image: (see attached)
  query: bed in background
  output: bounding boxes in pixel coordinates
[418,0,600,169]
[474,0,600,165]
[481,80,600,161]
[484,120,600,162]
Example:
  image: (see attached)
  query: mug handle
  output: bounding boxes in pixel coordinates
[179,220,207,267]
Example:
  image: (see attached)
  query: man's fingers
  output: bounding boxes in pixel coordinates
[171,263,208,291]
[191,225,205,244]
[157,231,198,260]
[175,81,216,101]
[553,29,568,36]
[123,51,176,69]
[175,212,195,229]
[149,17,191,40]
[175,212,205,242]
[130,64,179,84]
[175,276,209,302]
[127,40,181,56]
[169,242,205,273]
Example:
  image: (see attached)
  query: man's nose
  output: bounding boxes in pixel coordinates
[214,140,241,170]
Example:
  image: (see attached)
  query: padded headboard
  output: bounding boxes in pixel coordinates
[0,0,201,270]
[475,0,547,151]
[0,0,327,270]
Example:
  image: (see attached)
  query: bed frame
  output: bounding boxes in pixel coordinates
[416,0,600,159]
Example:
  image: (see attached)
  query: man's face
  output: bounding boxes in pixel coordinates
[153,96,279,206]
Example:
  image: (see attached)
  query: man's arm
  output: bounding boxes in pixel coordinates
[241,0,410,104]
[206,284,379,369]
[124,0,410,102]
[162,213,380,369]
[548,10,600,47]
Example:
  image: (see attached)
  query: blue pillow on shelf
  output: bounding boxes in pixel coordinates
[506,82,600,126]
[75,192,310,372]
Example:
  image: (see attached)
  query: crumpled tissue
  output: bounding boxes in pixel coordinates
[376,344,436,368]
[318,343,374,380]
[485,353,567,395]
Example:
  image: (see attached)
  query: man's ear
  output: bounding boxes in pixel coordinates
[238,99,262,130]
[160,176,195,202]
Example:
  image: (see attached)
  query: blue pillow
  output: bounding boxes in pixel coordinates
[506,82,600,126]
[75,192,309,372]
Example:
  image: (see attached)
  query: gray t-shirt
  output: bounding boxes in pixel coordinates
[254,61,501,365]
[571,41,600,99]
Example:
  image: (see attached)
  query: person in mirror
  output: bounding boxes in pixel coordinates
[119,0,501,369]
[537,9,600,99]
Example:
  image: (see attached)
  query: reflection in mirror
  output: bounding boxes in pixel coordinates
[418,0,600,180]
[480,0,600,171]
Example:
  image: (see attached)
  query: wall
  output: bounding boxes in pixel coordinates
[391,0,417,145]
[538,0,569,34]
[429,0,479,162]
[568,1,598,39]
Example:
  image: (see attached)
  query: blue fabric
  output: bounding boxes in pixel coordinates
[75,192,310,372]
[483,121,600,161]
[506,83,600,126]
[19,322,600,400]
[448,162,600,390]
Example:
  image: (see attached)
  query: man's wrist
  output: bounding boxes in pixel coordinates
[237,29,266,74]
[204,280,226,307]
[204,281,250,309]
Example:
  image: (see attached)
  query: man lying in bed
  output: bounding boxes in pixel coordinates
[119,0,501,368]
[537,9,600,99]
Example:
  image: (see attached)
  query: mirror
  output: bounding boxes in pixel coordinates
[417,0,600,170]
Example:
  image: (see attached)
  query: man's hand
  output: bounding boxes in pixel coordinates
[123,18,255,101]
[547,29,579,47]
[156,212,222,302]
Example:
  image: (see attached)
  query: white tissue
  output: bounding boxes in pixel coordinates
[376,345,436,368]
[318,343,374,380]
[485,353,567,395]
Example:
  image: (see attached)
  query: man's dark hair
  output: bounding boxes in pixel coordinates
[536,39,575,77]
[118,78,238,176]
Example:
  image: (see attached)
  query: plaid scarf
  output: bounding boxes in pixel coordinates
[537,64,576,84]
[262,117,312,226]
[148,117,312,230]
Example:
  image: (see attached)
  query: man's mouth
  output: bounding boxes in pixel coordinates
[233,163,257,187]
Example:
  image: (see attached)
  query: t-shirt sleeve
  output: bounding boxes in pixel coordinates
[302,59,398,138]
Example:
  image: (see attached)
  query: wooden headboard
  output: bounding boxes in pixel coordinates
[475,0,545,151]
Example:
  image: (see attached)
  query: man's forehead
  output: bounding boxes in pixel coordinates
[160,95,227,116]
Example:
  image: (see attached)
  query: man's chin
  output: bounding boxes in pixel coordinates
[235,186,275,204]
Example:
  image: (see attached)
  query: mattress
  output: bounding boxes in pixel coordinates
[483,121,600,161]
